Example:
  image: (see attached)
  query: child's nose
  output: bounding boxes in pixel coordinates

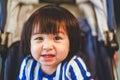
[42,40,53,51]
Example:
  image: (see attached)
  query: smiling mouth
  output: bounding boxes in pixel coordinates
[41,54,55,61]
[41,54,55,58]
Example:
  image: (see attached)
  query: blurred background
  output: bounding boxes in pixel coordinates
[0,0,120,80]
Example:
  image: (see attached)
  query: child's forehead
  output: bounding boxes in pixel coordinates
[32,24,67,34]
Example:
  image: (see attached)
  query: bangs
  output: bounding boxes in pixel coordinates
[31,9,67,35]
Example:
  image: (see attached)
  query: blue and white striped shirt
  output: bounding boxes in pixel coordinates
[18,55,93,80]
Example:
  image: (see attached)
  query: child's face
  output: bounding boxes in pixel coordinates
[30,27,70,68]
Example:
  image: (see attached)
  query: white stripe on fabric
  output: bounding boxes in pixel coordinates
[65,62,72,80]
[65,56,79,80]
[55,63,62,80]
[77,56,87,70]
[62,63,66,80]
[69,56,84,79]
[42,77,47,80]
[74,56,91,78]
[25,59,33,80]
[19,58,27,79]
[34,62,40,80]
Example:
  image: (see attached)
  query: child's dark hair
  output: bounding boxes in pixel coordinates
[20,4,82,61]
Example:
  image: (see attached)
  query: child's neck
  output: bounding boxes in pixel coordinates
[41,65,57,75]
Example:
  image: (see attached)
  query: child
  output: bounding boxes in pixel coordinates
[18,5,94,80]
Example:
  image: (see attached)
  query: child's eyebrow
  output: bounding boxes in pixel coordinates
[58,29,67,34]
[58,32,65,35]
[31,32,40,36]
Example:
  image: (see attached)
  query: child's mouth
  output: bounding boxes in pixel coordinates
[41,54,55,57]
[41,54,55,60]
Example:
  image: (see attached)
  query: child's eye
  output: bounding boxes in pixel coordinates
[35,37,43,40]
[53,36,62,40]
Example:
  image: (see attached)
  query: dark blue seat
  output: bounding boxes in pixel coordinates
[4,41,25,80]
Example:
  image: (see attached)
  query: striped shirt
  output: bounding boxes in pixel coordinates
[18,55,93,80]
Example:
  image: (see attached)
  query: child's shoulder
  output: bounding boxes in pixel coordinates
[19,56,40,79]
[65,55,92,79]
[66,55,88,74]
[22,55,34,64]
[68,55,86,67]
[21,55,39,69]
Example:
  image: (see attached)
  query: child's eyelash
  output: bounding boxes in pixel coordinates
[54,36,62,40]
[35,37,43,40]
